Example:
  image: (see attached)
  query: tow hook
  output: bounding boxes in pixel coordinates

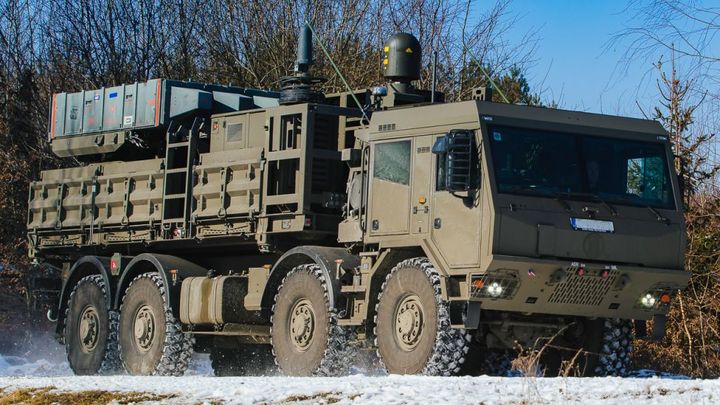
[47,308,58,322]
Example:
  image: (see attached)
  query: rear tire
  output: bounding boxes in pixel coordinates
[538,317,632,376]
[64,275,121,375]
[270,264,352,376]
[118,273,193,376]
[593,318,633,376]
[374,258,469,375]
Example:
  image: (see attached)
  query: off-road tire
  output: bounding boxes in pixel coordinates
[593,318,633,376]
[374,258,469,376]
[64,274,121,375]
[211,344,276,376]
[118,272,193,376]
[270,264,353,376]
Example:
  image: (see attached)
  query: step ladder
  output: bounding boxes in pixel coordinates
[161,118,201,237]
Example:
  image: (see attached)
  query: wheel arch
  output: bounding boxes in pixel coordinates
[363,247,424,331]
[56,256,112,337]
[114,253,207,318]
[260,246,360,320]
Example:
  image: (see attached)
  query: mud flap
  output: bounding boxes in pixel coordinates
[464,301,481,329]
[651,314,666,341]
[635,314,666,342]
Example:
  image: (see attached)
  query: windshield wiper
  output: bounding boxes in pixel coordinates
[645,205,670,224]
[602,194,670,223]
[557,191,618,217]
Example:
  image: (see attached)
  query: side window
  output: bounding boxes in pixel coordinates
[374,140,411,185]
[433,130,480,192]
[626,156,665,201]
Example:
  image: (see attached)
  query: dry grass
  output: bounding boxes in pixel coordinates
[271,391,357,404]
[0,387,175,405]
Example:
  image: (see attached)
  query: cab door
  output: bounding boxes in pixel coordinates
[430,132,482,267]
[368,139,412,235]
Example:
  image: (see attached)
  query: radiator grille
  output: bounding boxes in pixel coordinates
[548,270,618,306]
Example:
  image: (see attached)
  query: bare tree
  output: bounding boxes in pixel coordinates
[0,0,541,276]
[610,0,720,176]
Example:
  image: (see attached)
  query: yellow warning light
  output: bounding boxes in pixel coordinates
[384,46,389,52]
[405,47,413,53]
[383,58,389,65]
[418,197,427,204]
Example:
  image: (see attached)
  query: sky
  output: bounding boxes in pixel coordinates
[490,1,666,117]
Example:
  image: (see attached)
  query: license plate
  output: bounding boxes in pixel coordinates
[570,218,614,233]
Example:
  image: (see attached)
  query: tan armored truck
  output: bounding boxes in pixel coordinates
[28,28,689,377]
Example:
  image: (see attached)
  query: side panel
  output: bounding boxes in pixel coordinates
[410,136,433,234]
[64,91,84,135]
[103,85,124,131]
[83,89,104,133]
[431,191,482,267]
[135,79,159,127]
[28,159,163,246]
[192,149,262,226]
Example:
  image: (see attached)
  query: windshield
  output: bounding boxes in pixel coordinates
[488,125,675,209]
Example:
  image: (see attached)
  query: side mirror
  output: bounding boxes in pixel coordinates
[433,130,478,192]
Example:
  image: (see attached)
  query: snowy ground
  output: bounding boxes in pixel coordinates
[0,354,717,404]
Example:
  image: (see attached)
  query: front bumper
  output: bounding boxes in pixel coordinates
[468,255,690,321]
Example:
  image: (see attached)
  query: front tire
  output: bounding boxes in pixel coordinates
[374,258,468,375]
[118,273,193,376]
[270,264,352,376]
[64,275,121,375]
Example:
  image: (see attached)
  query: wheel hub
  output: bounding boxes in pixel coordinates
[79,306,100,353]
[395,295,424,350]
[133,305,156,352]
[289,299,315,351]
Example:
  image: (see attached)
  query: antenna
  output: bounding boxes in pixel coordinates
[463,44,510,103]
[431,51,438,103]
[279,24,325,105]
[305,21,370,124]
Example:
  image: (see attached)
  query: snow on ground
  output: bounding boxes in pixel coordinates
[0,354,717,404]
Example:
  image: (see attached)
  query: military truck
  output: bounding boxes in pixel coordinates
[27,27,689,377]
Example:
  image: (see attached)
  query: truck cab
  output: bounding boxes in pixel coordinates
[334,98,689,375]
[350,100,688,320]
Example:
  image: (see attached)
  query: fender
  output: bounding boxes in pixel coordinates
[55,256,112,336]
[260,246,360,319]
[114,253,207,317]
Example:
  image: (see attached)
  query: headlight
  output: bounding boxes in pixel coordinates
[487,282,504,297]
[640,294,657,308]
[470,271,519,300]
[637,287,674,310]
